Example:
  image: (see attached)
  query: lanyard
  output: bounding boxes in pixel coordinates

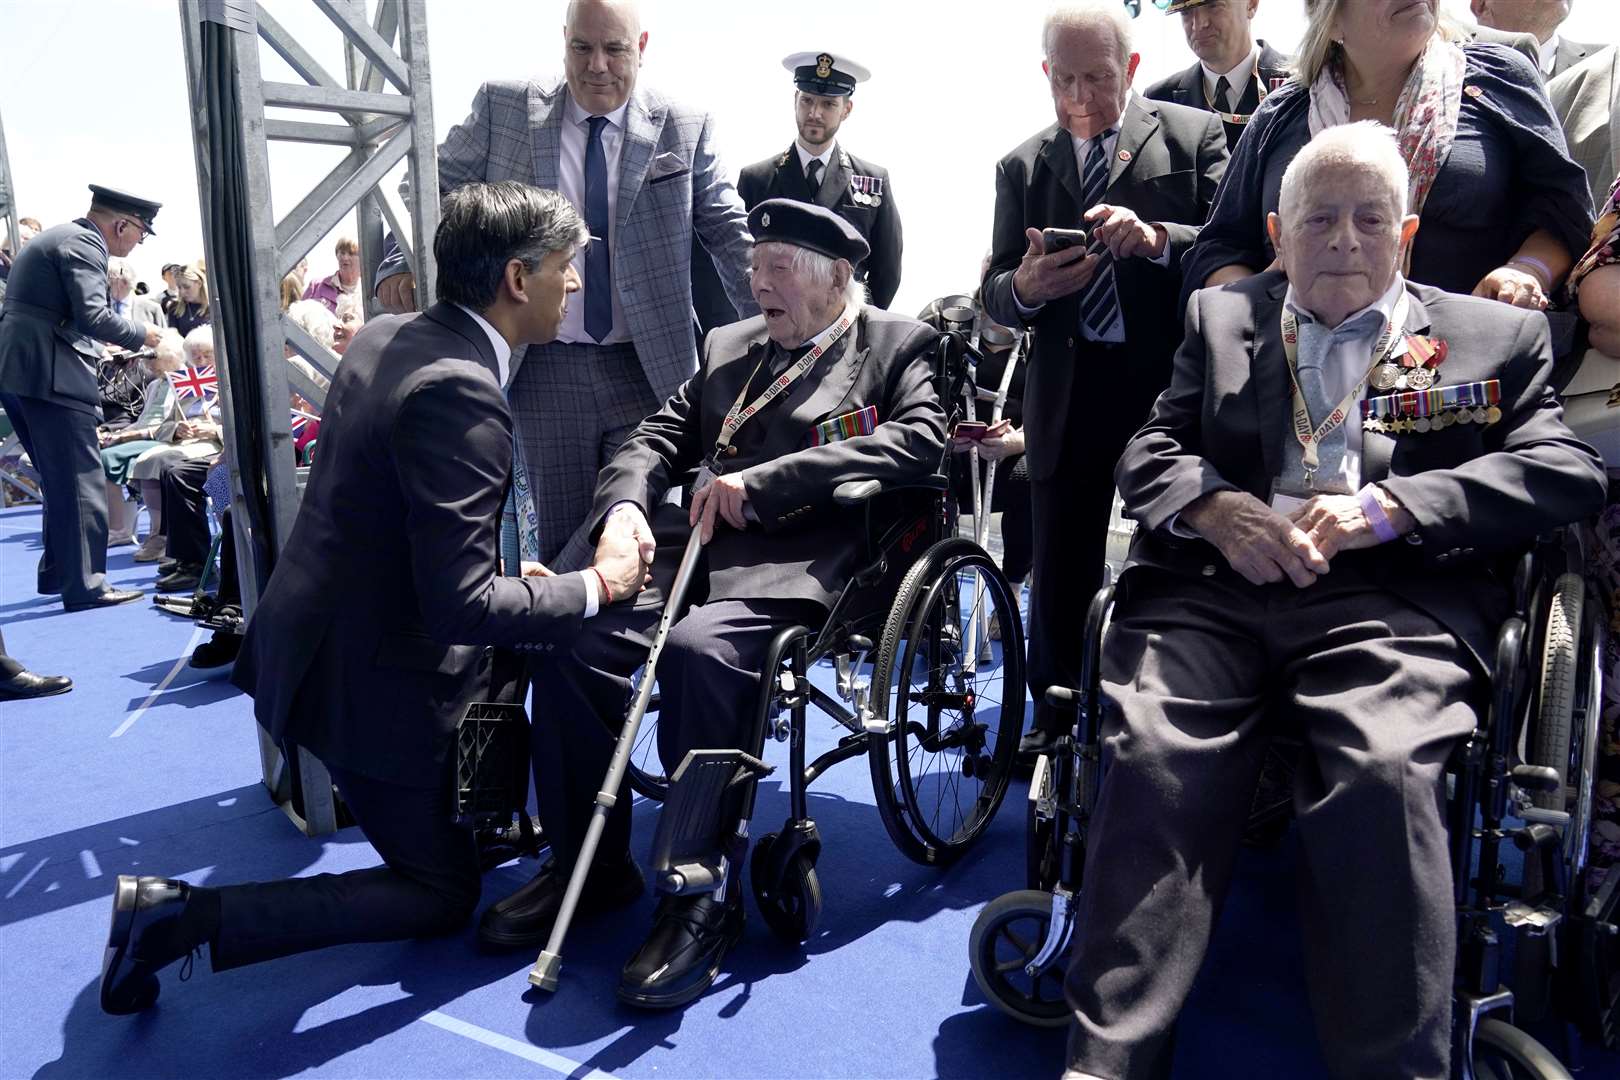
[1279,292,1409,488]
[713,306,855,462]
[1203,54,1268,126]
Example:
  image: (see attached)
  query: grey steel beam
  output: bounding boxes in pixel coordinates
[264,119,360,146]
[313,0,409,92]
[274,125,410,277]
[0,108,16,267]
[397,0,438,305]
[261,81,412,116]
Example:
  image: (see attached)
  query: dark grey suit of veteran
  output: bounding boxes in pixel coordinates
[221,302,588,970]
[0,218,146,604]
[1063,273,1606,1079]
[529,307,946,870]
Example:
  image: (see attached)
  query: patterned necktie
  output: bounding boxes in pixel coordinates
[1214,75,1233,114]
[806,159,824,191]
[1293,320,1347,491]
[1077,131,1123,341]
[500,390,540,574]
[583,115,613,343]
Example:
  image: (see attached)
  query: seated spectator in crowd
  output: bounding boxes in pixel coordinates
[99,330,186,547]
[96,345,153,433]
[1060,123,1605,1080]
[1185,0,1595,315]
[302,236,360,314]
[107,258,165,327]
[332,290,364,355]
[279,270,304,313]
[127,326,224,563]
[166,264,210,338]
[0,216,42,278]
[283,298,334,460]
[1568,167,1620,356]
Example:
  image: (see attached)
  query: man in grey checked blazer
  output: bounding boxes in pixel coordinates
[377,0,758,570]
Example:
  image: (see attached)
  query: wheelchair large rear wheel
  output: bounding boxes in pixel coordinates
[1527,574,1584,812]
[869,537,1024,865]
[1470,1017,1572,1079]
[968,889,1071,1027]
[625,675,668,801]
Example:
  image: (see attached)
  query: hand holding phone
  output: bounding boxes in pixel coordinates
[953,420,989,441]
[1041,228,1089,254]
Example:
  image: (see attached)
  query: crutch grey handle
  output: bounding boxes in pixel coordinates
[529,526,707,993]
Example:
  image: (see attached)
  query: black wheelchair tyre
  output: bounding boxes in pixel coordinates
[1528,574,1583,812]
[968,888,1071,1028]
[1471,1017,1572,1080]
[869,538,1025,865]
[749,832,822,943]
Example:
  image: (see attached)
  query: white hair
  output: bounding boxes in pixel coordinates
[182,324,214,359]
[106,257,137,286]
[286,298,337,350]
[765,242,867,313]
[1043,1,1132,67]
[334,290,364,322]
[152,329,186,366]
[1278,121,1410,224]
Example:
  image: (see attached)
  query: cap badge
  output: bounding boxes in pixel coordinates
[815,53,834,78]
[761,211,771,228]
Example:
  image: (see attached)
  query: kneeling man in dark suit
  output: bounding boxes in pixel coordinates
[98,182,649,1015]
[480,198,946,1007]
[1061,124,1606,1078]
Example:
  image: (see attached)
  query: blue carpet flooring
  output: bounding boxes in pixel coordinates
[1,501,1614,1079]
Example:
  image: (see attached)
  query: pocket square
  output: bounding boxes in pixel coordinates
[808,404,879,447]
[648,151,688,182]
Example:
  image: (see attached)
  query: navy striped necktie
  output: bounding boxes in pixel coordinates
[1077,131,1123,341]
[583,115,612,342]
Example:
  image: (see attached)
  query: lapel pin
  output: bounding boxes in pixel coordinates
[1464,85,1483,98]
[1117,149,1132,162]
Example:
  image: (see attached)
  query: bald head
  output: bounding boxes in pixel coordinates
[563,0,647,114]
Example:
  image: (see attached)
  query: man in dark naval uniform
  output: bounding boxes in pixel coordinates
[1143,0,1291,152]
[0,185,165,610]
[737,51,904,309]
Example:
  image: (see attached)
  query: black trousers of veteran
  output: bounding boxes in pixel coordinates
[528,503,821,872]
[1063,561,1483,1080]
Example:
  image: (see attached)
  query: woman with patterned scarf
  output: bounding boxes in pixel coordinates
[1184,0,1593,314]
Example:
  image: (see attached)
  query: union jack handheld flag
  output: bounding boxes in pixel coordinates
[167,364,219,400]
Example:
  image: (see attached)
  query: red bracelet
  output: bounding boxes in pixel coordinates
[590,566,611,605]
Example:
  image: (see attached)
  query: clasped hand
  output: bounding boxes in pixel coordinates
[1184,490,1393,588]
[590,504,656,603]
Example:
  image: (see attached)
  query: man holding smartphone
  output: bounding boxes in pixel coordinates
[981,0,1227,755]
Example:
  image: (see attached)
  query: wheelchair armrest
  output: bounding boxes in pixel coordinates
[832,474,950,507]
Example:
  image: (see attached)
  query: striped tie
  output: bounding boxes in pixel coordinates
[1076,132,1123,342]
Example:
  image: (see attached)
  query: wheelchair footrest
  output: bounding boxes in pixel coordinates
[651,749,774,897]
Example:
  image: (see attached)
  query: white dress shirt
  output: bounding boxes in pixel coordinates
[455,303,599,616]
[1280,274,1409,494]
[557,94,632,346]
[794,141,836,182]
[1537,34,1561,77]
[1202,44,1261,105]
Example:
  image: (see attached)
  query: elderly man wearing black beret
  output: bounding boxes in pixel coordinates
[495,198,947,1008]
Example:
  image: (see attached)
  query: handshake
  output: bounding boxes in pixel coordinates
[586,503,658,605]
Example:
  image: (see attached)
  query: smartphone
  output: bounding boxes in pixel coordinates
[953,420,989,440]
[1042,227,1089,253]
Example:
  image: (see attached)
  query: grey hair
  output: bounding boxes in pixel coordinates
[433,181,589,309]
[1042,1,1132,67]
[107,257,137,286]
[183,324,214,358]
[151,329,186,368]
[1295,0,1467,86]
[1278,121,1410,223]
[334,290,364,321]
[761,241,867,313]
[286,298,337,351]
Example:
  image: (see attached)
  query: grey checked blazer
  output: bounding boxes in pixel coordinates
[381,79,759,402]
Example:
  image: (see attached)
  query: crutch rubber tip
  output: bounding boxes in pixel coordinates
[528,952,561,992]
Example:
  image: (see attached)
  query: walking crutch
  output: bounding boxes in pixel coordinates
[528,525,707,993]
[963,329,1026,668]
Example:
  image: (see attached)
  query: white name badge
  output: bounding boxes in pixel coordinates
[1269,492,1308,517]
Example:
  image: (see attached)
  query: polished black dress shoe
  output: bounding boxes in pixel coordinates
[101,876,216,1015]
[154,564,203,593]
[0,668,73,701]
[1017,726,1063,758]
[64,588,143,612]
[477,856,643,950]
[617,892,744,1009]
[189,631,241,669]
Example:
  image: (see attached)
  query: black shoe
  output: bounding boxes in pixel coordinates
[189,632,240,670]
[477,855,644,950]
[0,668,73,701]
[100,876,212,1015]
[63,588,143,612]
[157,558,179,574]
[617,892,745,1009]
[1017,727,1063,758]
[154,565,203,593]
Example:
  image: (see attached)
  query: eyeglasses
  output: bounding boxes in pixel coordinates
[115,217,150,245]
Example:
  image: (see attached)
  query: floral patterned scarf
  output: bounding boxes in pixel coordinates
[1308,36,1467,273]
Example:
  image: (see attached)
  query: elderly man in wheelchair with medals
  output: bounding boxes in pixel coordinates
[969,123,1608,1078]
[496,198,1025,1009]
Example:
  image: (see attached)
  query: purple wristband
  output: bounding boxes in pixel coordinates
[1359,486,1400,544]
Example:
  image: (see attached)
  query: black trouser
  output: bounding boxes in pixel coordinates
[1,392,109,603]
[216,507,240,606]
[951,451,1033,584]
[159,455,215,565]
[211,761,480,970]
[527,505,821,871]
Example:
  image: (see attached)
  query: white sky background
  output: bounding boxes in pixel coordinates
[0,0,1611,316]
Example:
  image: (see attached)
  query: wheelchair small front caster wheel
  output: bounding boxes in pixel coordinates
[968,889,1071,1027]
[750,832,822,943]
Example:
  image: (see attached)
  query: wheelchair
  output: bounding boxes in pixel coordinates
[621,328,1028,943]
[967,530,1615,1079]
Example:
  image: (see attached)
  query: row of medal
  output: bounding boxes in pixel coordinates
[850,174,884,208]
[1361,378,1503,433]
[1370,333,1447,391]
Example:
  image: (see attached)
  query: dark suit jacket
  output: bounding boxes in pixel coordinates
[0,219,145,417]
[981,96,1228,480]
[1115,273,1607,665]
[739,144,904,310]
[1143,41,1292,150]
[587,308,946,611]
[232,302,588,788]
